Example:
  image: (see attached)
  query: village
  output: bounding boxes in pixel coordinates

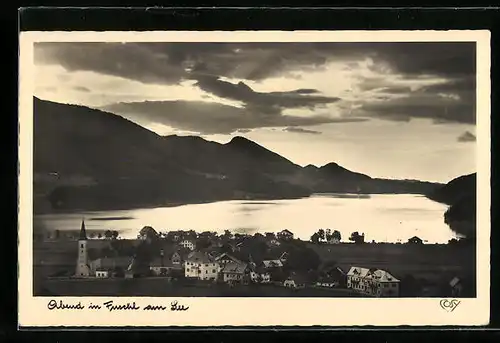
[34,220,475,298]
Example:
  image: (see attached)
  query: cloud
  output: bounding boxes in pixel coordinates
[35,42,476,126]
[283,127,322,135]
[35,42,475,85]
[457,131,476,142]
[101,100,367,135]
[237,129,252,133]
[193,75,340,114]
[358,84,475,124]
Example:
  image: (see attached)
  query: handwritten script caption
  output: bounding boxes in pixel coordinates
[47,299,189,312]
[439,299,461,312]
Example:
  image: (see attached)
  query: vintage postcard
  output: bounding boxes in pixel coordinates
[18,30,490,327]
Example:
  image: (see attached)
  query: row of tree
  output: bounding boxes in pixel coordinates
[310,229,342,244]
[47,229,120,240]
[310,230,366,244]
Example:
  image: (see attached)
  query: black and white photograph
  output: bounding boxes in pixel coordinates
[18,30,490,327]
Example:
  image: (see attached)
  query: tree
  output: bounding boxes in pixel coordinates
[111,230,119,240]
[97,232,102,239]
[89,232,96,239]
[254,232,265,239]
[349,231,364,244]
[223,229,233,239]
[325,229,332,241]
[104,230,113,239]
[332,230,341,241]
[318,229,325,242]
[139,226,158,241]
[310,232,320,244]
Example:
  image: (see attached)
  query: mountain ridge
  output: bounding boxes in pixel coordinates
[33,97,444,214]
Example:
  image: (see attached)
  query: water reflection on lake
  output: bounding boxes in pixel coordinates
[36,194,459,243]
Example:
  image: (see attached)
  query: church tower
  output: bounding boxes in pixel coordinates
[75,219,91,277]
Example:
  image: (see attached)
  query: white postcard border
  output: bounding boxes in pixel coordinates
[18,30,491,327]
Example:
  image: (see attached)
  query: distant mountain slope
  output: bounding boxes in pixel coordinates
[427,173,476,205]
[428,173,476,238]
[33,97,443,213]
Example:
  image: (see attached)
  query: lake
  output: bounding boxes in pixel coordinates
[35,193,460,243]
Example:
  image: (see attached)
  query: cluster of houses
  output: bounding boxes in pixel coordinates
[73,221,469,297]
[74,221,411,297]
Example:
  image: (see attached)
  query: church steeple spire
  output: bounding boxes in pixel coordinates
[79,219,87,240]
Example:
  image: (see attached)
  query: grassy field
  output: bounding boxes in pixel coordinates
[36,277,364,297]
[33,239,476,297]
[307,242,476,282]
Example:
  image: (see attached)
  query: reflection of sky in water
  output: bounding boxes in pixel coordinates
[36,194,459,243]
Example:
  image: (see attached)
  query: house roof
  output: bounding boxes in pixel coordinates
[186,251,215,263]
[215,252,243,264]
[322,265,346,275]
[347,267,399,282]
[262,260,283,268]
[92,257,132,269]
[280,229,293,235]
[220,262,248,274]
[95,268,110,272]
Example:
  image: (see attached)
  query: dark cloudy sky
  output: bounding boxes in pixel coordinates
[34,42,477,182]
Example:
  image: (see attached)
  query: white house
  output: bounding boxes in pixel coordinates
[346,267,400,297]
[95,270,109,278]
[179,239,196,251]
[250,270,271,284]
[283,273,307,289]
[327,237,341,244]
[184,251,219,281]
[315,276,339,288]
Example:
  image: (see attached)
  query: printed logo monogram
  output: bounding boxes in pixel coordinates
[439,299,461,312]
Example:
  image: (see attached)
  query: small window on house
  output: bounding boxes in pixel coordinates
[186,269,190,272]
[212,269,215,273]
[80,244,84,248]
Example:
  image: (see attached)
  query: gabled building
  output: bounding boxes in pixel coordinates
[249,267,271,284]
[320,265,347,288]
[315,276,339,288]
[184,251,219,281]
[407,236,423,245]
[347,267,400,297]
[179,239,196,251]
[284,272,308,289]
[215,252,243,267]
[220,262,249,284]
[262,259,284,268]
[149,249,184,276]
[90,256,133,277]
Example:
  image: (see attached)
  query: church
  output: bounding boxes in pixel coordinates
[74,220,135,278]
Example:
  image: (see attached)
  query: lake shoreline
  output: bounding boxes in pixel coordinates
[34,192,440,216]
